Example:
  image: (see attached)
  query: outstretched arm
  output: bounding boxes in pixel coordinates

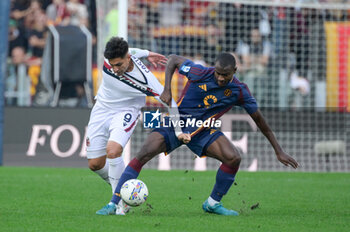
[160,54,187,105]
[250,110,299,169]
[147,51,168,68]
[160,55,190,144]
[129,48,167,67]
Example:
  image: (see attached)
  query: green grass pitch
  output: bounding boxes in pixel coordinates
[0,167,349,232]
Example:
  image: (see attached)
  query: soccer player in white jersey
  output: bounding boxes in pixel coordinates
[86,37,173,215]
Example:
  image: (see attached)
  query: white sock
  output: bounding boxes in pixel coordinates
[207,196,220,206]
[107,157,125,194]
[93,160,110,185]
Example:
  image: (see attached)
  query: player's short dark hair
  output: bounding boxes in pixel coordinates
[104,37,129,59]
[215,52,236,70]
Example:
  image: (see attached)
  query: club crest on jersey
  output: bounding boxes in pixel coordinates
[181,65,191,73]
[86,137,90,147]
[203,95,218,107]
[224,89,232,97]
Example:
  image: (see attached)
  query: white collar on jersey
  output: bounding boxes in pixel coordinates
[104,56,150,85]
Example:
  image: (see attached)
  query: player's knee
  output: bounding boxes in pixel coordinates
[235,154,242,165]
[88,160,105,171]
[106,149,122,158]
[106,144,123,158]
[136,145,160,164]
[226,153,241,168]
[135,132,166,164]
[136,149,153,164]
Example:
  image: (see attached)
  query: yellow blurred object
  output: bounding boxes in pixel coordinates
[28,65,40,96]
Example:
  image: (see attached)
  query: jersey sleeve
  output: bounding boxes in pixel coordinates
[178,59,211,82]
[238,84,258,114]
[129,48,149,58]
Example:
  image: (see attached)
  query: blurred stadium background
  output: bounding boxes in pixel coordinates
[1,0,349,172]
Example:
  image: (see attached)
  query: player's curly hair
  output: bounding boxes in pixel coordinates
[104,37,129,59]
[215,52,236,70]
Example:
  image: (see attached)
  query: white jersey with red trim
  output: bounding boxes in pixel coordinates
[95,48,164,110]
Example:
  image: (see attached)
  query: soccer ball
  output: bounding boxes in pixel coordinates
[120,179,148,207]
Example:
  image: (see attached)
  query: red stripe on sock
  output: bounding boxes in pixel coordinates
[220,163,239,175]
[129,158,144,173]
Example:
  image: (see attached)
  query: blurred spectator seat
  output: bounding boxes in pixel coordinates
[8,19,28,56]
[158,1,183,26]
[236,28,271,102]
[46,0,71,26]
[5,46,31,106]
[66,0,88,26]
[314,140,346,172]
[152,25,207,38]
[38,25,93,107]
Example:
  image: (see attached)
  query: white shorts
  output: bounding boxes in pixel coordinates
[86,104,140,159]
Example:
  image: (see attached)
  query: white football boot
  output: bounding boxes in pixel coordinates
[115,200,131,215]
